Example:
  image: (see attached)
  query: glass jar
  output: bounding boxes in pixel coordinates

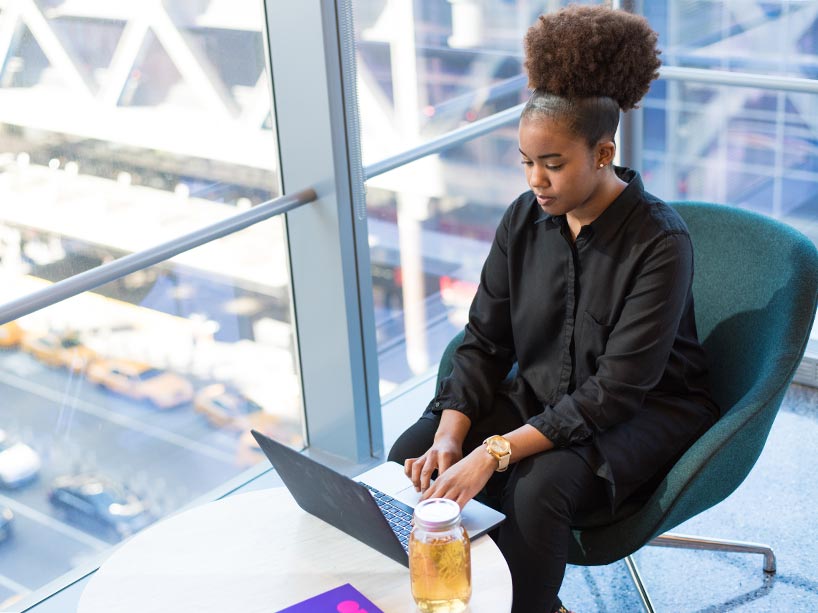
[409,498,471,613]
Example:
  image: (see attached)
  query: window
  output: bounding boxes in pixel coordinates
[0,1,302,605]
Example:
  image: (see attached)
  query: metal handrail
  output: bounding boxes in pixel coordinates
[0,187,317,325]
[660,65,818,94]
[364,103,525,180]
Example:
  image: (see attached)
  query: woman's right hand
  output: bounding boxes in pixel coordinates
[404,433,464,493]
[405,408,471,492]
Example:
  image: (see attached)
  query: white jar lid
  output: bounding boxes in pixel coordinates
[413,498,461,529]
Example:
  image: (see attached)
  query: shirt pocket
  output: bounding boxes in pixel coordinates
[576,310,616,384]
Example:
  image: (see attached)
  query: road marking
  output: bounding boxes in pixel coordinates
[0,370,236,463]
[0,492,110,551]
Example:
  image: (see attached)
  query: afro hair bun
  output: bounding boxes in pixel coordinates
[524,5,661,111]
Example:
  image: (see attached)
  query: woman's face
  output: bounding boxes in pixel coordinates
[518,114,609,221]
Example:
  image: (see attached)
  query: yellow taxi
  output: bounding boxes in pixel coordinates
[20,331,96,372]
[0,322,23,348]
[86,359,194,409]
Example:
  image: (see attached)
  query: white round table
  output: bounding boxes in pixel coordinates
[78,488,512,612]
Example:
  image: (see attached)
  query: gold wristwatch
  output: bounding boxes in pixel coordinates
[483,435,512,472]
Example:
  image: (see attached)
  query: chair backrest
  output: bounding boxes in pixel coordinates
[573,202,818,562]
[679,202,817,412]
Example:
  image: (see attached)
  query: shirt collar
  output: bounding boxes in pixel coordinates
[534,214,560,228]
[585,166,644,244]
[533,166,645,242]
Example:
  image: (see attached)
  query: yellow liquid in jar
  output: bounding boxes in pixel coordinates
[409,534,471,613]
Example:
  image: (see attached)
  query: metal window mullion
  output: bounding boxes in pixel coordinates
[262,0,381,461]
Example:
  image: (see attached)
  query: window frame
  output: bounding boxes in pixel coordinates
[262,0,382,462]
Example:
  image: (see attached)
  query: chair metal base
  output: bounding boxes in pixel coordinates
[649,532,776,573]
[624,533,776,612]
[625,555,656,613]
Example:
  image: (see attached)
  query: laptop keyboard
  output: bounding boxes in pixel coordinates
[358,482,414,552]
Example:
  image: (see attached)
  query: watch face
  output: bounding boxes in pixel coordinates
[488,437,510,454]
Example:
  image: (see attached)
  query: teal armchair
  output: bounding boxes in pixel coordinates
[435,202,818,611]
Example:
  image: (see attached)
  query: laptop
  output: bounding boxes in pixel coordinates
[251,430,506,567]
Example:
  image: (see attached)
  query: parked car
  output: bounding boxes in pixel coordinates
[194,384,264,430]
[0,506,12,543]
[20,330,96,372]
[0,429,41,488]
[87,359,194,409]
[48,474,154,539]
[0,321,23,348]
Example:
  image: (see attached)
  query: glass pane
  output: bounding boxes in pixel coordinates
[648,0,818,80]
[0,1,278,304]
[367,122,524,393]
[0,218,302,603]
[642,81,818,241]
[352,0,605,162]
[0,1,291,605]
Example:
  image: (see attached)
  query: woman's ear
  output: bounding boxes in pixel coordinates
[596,140,616,167]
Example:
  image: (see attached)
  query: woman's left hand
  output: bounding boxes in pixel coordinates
[419,446,498,509]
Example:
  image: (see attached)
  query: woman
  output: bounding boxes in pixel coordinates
[388,6,721,613]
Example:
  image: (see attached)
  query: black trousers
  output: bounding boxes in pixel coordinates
[388,406,612,613]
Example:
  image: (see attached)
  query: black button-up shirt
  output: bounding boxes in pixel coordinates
[429,167,720,506]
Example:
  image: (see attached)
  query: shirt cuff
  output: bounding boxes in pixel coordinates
[526,398,593,447]
[425,397,473,419]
